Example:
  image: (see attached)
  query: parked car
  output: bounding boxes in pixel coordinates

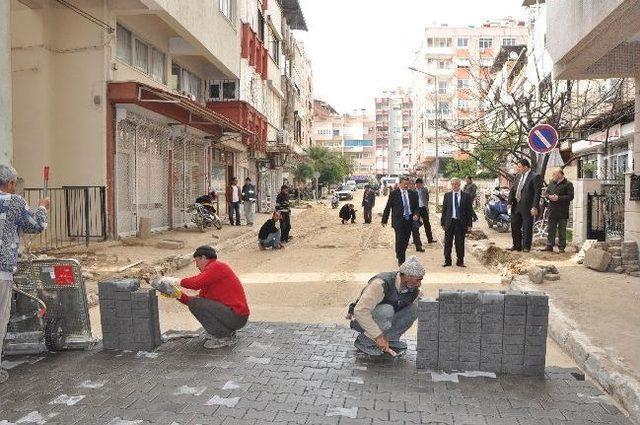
[335,186,354,201]
[345,180,357,191]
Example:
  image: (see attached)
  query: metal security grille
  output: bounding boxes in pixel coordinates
[172,139,186,227]
[115,110,171,236]
[185,139,206,206]
[587,182,625,241]
[116,119,137,236]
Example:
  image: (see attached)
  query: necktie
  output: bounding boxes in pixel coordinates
[516,173,526,202]
[454,192,459,219]
[402,190,410,220]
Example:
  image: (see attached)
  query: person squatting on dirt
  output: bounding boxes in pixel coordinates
[347,256,424,356]
[258,211,284,250]
[0,165,49,384]
[151,246,249,349]
[339,203,357,224]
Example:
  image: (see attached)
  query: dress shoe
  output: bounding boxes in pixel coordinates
[523,248,530,253]
[507,247,522,252]
[427,240,437,244]
[442,263,452,268]
[558,248,566,253]
[456,262,466,267]
[541,247,553,252]
[416,247,425,252]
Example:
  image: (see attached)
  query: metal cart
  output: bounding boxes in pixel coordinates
[3,258,94,355]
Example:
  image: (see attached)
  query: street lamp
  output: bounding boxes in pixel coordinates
[409,66,440,207]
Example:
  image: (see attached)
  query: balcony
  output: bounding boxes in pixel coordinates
[266,129,294,153]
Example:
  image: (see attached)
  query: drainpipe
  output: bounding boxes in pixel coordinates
[0,0,13,165]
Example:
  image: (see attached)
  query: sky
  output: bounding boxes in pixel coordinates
[295,0,526,115]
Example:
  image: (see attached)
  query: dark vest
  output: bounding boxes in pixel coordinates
[368,272,419,312]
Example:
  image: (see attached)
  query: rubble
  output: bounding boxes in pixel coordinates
[579,238,640,275]
[156,239,186,250]
[466,229,488,240]
[584,248,612,272]
[527,266,545,285]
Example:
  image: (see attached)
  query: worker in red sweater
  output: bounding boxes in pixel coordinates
[151,246,249,349]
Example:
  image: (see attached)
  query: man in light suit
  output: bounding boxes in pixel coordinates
[382,177,420,266]
[415,178,436,245]
[440,178,474,267]
[508,158,542,252]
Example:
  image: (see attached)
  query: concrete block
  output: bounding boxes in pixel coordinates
[482,320,503,334]
[460,322,481,333]
[480,361,502,372]
[524,345,546,356]
[504,315,526,326]
[584,248,613,272]
[502,354,524,366]
[504,305,526,316]
[503,334,525,345]
[156,239,186,250]
[438,360,460,371]
[458,361,480,371]
[525,325,548,336]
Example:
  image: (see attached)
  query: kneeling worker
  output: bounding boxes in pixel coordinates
[151,246,250,349]
[339,203,357,224]
[347,256,424,356]
[258,211,284,250]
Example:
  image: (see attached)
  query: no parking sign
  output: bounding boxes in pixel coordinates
[528,124,559,154]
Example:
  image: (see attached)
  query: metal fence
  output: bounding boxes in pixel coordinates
[22,186,107,252]
[587,182,625,241]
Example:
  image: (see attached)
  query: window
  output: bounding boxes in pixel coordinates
[333,129,340,137]
[117,24,167,84]
[257,10,265,41]
[151,48,166,83]
[219,0,235,21]
[457,79,469,89]
[479,38,493,49]
[458,99,470,110]
[438,102,450,114]
[502,38,516,46]
[437,60,450,69]
[172,63,203,102]
[457,38,469,48]
[134,39,149,73]
[116,25,132,63]
[270,32,280,64]
[223,81,237,100]
[458,119,469,127]
[438,81,448,94]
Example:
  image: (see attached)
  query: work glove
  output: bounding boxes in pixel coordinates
[150,276,182,299]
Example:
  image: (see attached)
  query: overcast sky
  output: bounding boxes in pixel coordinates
[295,0,526,115]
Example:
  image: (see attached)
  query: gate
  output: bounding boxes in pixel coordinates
[587,182,625,241]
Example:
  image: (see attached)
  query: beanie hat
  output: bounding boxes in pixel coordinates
[193,245,217,259]
[399,256,426,277]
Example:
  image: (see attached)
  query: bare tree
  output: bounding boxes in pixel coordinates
[439,51,633,182]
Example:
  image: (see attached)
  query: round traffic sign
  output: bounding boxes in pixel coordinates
[528,124,559,154]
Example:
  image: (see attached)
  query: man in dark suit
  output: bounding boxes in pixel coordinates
[415,178,435,244]
[543,169,574,253]
[408,180,424,252]
[382,177,420,266]
[362,185,376,224]
[441,178,474,267]
[508,158,542,252]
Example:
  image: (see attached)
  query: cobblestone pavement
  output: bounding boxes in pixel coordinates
[0,322,632,425]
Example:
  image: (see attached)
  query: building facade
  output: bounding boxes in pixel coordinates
[410,19,528,178]
[375,89,413,177]
[312,101,375,179]
[9,0,310,241]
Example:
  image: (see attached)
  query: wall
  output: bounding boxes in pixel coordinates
[572,179,603,245]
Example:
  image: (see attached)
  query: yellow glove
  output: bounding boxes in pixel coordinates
[151,276,182,299]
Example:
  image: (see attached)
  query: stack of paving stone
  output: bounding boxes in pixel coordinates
[601,238,640,275]
[416,289,548,375]
[98,279,162,351]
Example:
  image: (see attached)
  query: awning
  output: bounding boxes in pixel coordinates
[107,82,253,137]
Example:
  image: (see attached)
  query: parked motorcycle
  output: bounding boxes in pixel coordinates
[187,203,222,232]
[484,189,511,233]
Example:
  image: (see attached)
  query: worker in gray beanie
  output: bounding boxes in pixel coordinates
[347,256,425,356]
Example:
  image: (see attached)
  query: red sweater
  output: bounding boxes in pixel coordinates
[178,260,250,317]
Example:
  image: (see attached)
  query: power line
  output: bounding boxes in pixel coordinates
[53,0,115,34]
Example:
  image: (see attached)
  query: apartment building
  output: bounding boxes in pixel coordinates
[375,89,413,177]
[8,0,310,242]
[312,101,375,178]
[411,19,528,177]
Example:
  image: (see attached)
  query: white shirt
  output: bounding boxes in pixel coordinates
[231,185,239,203]
[451,191,461,219]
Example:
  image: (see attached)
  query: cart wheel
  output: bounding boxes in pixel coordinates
[45,317,65,352]
[212,217,222,230]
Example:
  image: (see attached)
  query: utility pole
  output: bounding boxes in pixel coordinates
[409,67,440,206]
[0,1,13,165]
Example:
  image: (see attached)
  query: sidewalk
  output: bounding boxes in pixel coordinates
[0,321,632,425]
[470,216,640,421]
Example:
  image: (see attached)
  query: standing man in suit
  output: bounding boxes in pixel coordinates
[441,178,474,267]
[362,185,376,224]
[382,177,420,266]
[415,178,436,245]
[508,158,542,252]
[408,180,424,252]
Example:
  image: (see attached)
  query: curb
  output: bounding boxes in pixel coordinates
[510,277,640,423]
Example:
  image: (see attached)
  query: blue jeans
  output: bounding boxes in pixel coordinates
[260,230,281,249]
[353,303,417,347]
[229,202,241,225]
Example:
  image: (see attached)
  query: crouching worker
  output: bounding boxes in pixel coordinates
[339,203,357,224]
[258,211,284,250]
[347,256,424,356]
[151,246,249,349]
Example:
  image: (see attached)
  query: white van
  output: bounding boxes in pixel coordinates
[345,180,357,192]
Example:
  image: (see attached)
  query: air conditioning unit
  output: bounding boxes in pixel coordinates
[276,130,286,144]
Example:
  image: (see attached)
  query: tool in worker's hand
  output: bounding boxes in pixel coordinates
[43,166,50,198]
[150,276,182,299]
